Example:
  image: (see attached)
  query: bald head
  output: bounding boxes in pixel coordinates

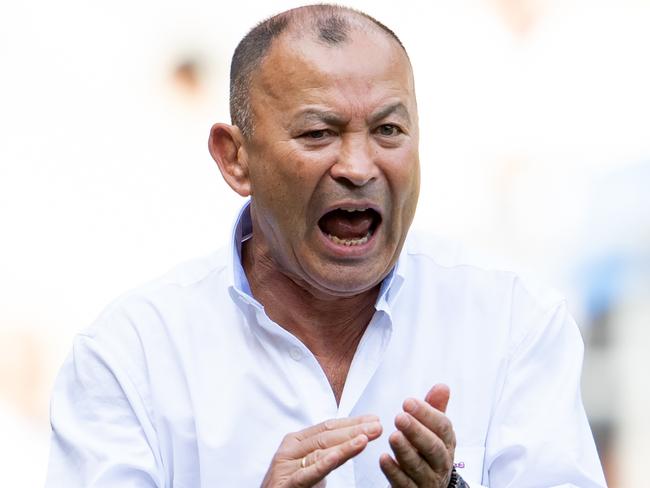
[229,4,408,138]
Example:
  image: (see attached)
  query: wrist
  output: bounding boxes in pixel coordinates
[447,467,469,488]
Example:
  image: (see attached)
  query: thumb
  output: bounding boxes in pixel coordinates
[424,384,450,413]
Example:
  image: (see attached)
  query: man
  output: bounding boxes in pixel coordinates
[46,5,606,487]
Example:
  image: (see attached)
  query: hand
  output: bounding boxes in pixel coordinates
[261,415,383,487]
[379,384,456,487]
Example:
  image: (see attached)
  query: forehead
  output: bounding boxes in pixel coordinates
[250,27,415,116]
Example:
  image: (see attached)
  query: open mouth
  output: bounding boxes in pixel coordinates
[317,207,382,247]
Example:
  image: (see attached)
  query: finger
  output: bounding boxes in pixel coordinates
[388,430,434,485]
[402,397,455,451]
[298,419,382,456]
[395,412,452,473]
[292,434,368,487]
[294,415,379,442]
[379,453,416,488]
[424,384,450,413]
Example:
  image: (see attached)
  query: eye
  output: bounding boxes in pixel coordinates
[302,129,329,139]
[376,124,401,136]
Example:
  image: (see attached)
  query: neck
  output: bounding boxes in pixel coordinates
[242,237,380,403]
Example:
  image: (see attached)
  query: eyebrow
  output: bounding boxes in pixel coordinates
[368,102,411,125]
[292,109,348,127]
[291,101,411,129]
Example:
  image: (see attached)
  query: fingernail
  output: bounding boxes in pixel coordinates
[396,413,410,428]
[389,431,404,445]
[403,398,417,413]
[364,421,381,435]
[360,414,379,422]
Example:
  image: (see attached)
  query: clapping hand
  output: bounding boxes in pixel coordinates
[261,415,383,487]
[380,384,456,487]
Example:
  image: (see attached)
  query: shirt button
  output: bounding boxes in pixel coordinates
[289,347,303,361]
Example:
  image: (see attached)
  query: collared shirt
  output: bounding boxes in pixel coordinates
[46,203,606,487]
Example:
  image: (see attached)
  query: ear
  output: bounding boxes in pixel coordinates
[208,123,251,197]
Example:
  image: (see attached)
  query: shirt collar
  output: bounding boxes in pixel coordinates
[230,201,253,297]
[228,200,405,311]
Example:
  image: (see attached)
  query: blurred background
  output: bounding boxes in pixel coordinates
[1,0,649,485]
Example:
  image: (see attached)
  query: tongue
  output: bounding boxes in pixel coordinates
[319,210,373,239]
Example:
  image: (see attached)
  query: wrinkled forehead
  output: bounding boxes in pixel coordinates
[252,27,416,109]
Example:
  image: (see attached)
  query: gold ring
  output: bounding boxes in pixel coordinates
[300,456,308,468]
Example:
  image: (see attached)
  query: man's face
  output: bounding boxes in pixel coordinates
[243,28,420,296]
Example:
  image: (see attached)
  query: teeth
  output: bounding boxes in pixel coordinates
[341,207,368,212]
[326,232,371,246]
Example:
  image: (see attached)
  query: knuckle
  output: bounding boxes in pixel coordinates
[438,419,452,439]
[276,438,300,458]
[311,448,324,462]
[323,419,336,431]
[317,455,333,472]
[315,434,328,450]
[450,434,457,451]
[291,473,308,488]
[276,443,290,456]
[275,448,292,461]
[413,454,428,473]
[438,419,456,451]
[294,464,325,488]
[433,436,450,458]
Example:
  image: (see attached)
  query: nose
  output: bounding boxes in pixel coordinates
[329,134,379,187]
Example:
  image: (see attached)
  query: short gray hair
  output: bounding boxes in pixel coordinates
[229,4,406,139]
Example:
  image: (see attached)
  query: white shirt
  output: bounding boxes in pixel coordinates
[46,203,606,487]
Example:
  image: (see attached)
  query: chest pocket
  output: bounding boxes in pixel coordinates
[453,446,486,484]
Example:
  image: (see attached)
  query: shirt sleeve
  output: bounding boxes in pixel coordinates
[482,288,607,487]
[45,332,165,487]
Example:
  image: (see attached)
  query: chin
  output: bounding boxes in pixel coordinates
[290,231,401,297]
[306,263,388,298]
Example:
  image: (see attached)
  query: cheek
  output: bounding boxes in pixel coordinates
[262,147,335,201]
[384,149,420,200]
[248,148,324,228]
[249,147,294,194]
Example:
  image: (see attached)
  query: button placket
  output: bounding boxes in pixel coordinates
[251,309,340,421]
